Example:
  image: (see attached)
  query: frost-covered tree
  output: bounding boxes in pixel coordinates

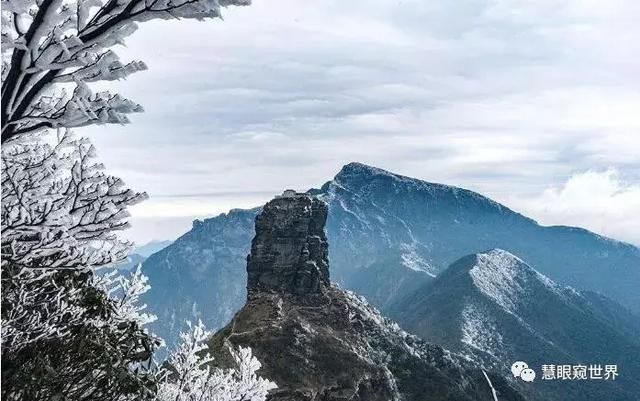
[1,0,250,143]
[1,130,146,270]
[1,0,271,398]
[1,130,160,401]
[156,320,277,401]
[1,262,161,401]
[1,131,278,400]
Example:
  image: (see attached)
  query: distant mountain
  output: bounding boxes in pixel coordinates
[116,253,146,271]
[207,195,524,401]
[142,162,640,347]
[317,163,640,314]
[135,240,173,258]
[390,249,640,401]
[113,241,173,271]
[142,209,258,346]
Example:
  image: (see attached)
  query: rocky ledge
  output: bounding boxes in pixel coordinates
[207,193,524,401]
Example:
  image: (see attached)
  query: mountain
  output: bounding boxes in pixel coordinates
[116,252,146,271]
[316,163,640,314]
[206,194,524,401]
[142,162,640,347]
[390,249,640,401]
[135,240,173,258]
[114,241,173,271]
[142,208,258,346]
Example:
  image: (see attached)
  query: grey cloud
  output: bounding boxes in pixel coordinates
[83,0,640,243]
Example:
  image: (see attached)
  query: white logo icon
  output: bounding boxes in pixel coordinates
[520,368,536,382]
[511,361,536,382]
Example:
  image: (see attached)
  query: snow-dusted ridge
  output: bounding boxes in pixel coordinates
[400,243,437,277]
[461,302,504,361]
[333,162,527,217]
[142,162,640,355]
[468,249,561,315]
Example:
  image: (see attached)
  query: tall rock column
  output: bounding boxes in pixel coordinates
[246,193,330,299]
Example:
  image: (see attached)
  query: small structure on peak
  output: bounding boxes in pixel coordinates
[277,189,306,198]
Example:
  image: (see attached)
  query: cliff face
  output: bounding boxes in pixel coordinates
[207,194,524,401]
[247,195,329,299]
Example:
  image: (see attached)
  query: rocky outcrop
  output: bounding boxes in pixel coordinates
[247,194,329,299]
[207,193,524,401]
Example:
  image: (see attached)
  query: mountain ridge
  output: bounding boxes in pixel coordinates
[332,162,637,248]
[141,162,640,349]
[390,249,640,401]
[315,162,640,313]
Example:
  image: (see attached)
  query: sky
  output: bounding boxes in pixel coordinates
[84,0,640,246]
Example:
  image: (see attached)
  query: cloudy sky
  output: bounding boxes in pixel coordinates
[85,0,640,246]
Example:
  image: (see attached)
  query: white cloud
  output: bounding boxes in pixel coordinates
[507,170,640,245]
[79,0,640,243]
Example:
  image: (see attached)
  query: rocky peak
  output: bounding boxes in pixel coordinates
[246,192,330,298]
[208,194,524,401]
[333,162,393,187]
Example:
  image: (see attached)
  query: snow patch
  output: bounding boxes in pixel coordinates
[468,249,567,344]
[461,302,504,360]
[469,249,562,314]
[400,243,437,277]
[469,250,527,314]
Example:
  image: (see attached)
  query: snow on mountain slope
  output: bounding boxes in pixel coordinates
[206,195,525,401]
[469,249,561,315]
[317,162,640,315]
[391,249,640,401]
[460,302,504,361]
[141,208,258,349]
[400,243,437,276]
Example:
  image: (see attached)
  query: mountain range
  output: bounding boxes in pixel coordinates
[116,240,173,271]
[141,162,640,349]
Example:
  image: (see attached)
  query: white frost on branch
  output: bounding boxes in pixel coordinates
[156,320,277,401]
[1,132,277,399]
[1,130,155,355]
[1,267,86,352]
[1,0,250,142]
[1,129,147,269]
[94,264,158,327]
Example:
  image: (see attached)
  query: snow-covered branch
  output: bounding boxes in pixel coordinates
[157,320,277,401]
[1,0,250,143]
[94,264,158,327]
[1,266,86,352]
[1,129,146,269]
[1,131,275,400]
[1,128,155,349]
